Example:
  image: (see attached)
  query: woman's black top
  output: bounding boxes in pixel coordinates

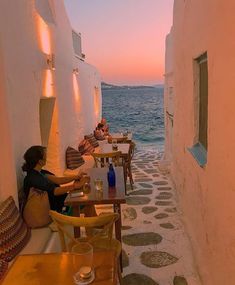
[23,169,66,212]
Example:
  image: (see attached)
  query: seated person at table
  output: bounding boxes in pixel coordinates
[101,117,109,135]
[94,123,105,140]
[22,145,96,216]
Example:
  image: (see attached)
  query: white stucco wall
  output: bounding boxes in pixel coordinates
[0,40,18,202]
[164,29,174,161]
[45,0,102,174]
[0,0,101,199]
[0,0,43,194]
[169,1,235,284]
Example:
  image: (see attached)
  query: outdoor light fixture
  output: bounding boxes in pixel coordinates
[73,68,79,75]
[46,53,55,70]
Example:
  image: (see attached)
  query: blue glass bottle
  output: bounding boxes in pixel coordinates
[107,163,116,187]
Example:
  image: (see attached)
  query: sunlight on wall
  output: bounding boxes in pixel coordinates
[43,69,54,97]
[94,86,99,123]
[35,13,54,98]
[36,13,51,54]
[73,74,81,112]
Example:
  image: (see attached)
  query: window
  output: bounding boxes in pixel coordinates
[72,30,82,59]
[197,52,208,150]
[188,52,208,167]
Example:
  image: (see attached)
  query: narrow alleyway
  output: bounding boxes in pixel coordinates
[119,149,202,285]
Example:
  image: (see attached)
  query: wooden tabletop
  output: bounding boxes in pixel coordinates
[1,251,117,285]
[65,167,126,206]
[110,133,133,140]
[95,144,130,156]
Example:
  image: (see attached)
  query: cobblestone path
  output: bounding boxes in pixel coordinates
[119,149,202,285]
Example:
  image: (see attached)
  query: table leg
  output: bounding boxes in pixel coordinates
[72,206,80,238]
[122,156,128,196]
[113,204,123,272]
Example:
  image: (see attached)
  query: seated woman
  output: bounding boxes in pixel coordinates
[22,145,96,216]
[94,123,105,140]
[101,118,109,135]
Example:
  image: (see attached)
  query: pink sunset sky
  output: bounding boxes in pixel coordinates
[64,0,174,86]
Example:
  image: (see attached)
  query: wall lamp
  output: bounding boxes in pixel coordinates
[46,53,55,70]
[73,68,79,75]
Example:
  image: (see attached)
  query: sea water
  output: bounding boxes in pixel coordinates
[102,86,164,153]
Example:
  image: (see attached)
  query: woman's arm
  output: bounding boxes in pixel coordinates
[53,176,89,196]
[45,171,86,185]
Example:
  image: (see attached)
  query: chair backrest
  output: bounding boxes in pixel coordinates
[129,141,136,160]
[91,151,122,168]
[125,141,135,163]
[50,210,119,252]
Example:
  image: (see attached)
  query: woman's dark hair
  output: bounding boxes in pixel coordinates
[97,123,104,130]
[22,146,46,172]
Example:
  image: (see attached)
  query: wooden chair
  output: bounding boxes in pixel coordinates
[124,141,136,190]
[107,137,128,144]
[91,151,122,168]
[49,210,123,283]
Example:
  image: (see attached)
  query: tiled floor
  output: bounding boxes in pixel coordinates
[119,149,202,285]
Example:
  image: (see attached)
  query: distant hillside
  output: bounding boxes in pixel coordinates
[101,82,163,90]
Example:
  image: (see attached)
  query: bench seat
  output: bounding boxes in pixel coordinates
[20,227,52,255]
[8,226,53,267]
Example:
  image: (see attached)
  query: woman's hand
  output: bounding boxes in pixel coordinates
[73,176,90,190]
[77,170,87,180]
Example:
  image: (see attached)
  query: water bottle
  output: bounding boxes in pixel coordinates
[107,163,116,187]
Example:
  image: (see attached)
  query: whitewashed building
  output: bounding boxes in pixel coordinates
[165,1,235,284]
[0,0,102,202]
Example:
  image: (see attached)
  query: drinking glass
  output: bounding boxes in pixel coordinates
[96,190,103,200]
[72,242,94,284]
[112,139,118,151]
[94,178,103,192]
[83,182,91,194]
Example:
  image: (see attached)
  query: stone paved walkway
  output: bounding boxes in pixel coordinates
[120,149,201,285]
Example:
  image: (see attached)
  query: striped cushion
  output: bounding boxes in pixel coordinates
[66,147,85,170]
[78,139,95,155]
[0,196,31,262]
[0,259,8,280]
[85,134,99,148]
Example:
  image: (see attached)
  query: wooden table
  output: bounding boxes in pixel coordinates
[65,167,126,242]
[1,252,117,285]
[110,133,133,141]
[95,143,130,158]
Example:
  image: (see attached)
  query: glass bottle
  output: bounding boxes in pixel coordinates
[107,163,116,188]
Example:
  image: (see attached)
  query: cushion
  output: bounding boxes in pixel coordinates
[84,134,99,148]
[0,196,31,262]
[0,259,8,281]
[23,188,52,229]
[78,139,95,155]
[64,155,95,176]
[94,130,105,141]
[66,146,85,170]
